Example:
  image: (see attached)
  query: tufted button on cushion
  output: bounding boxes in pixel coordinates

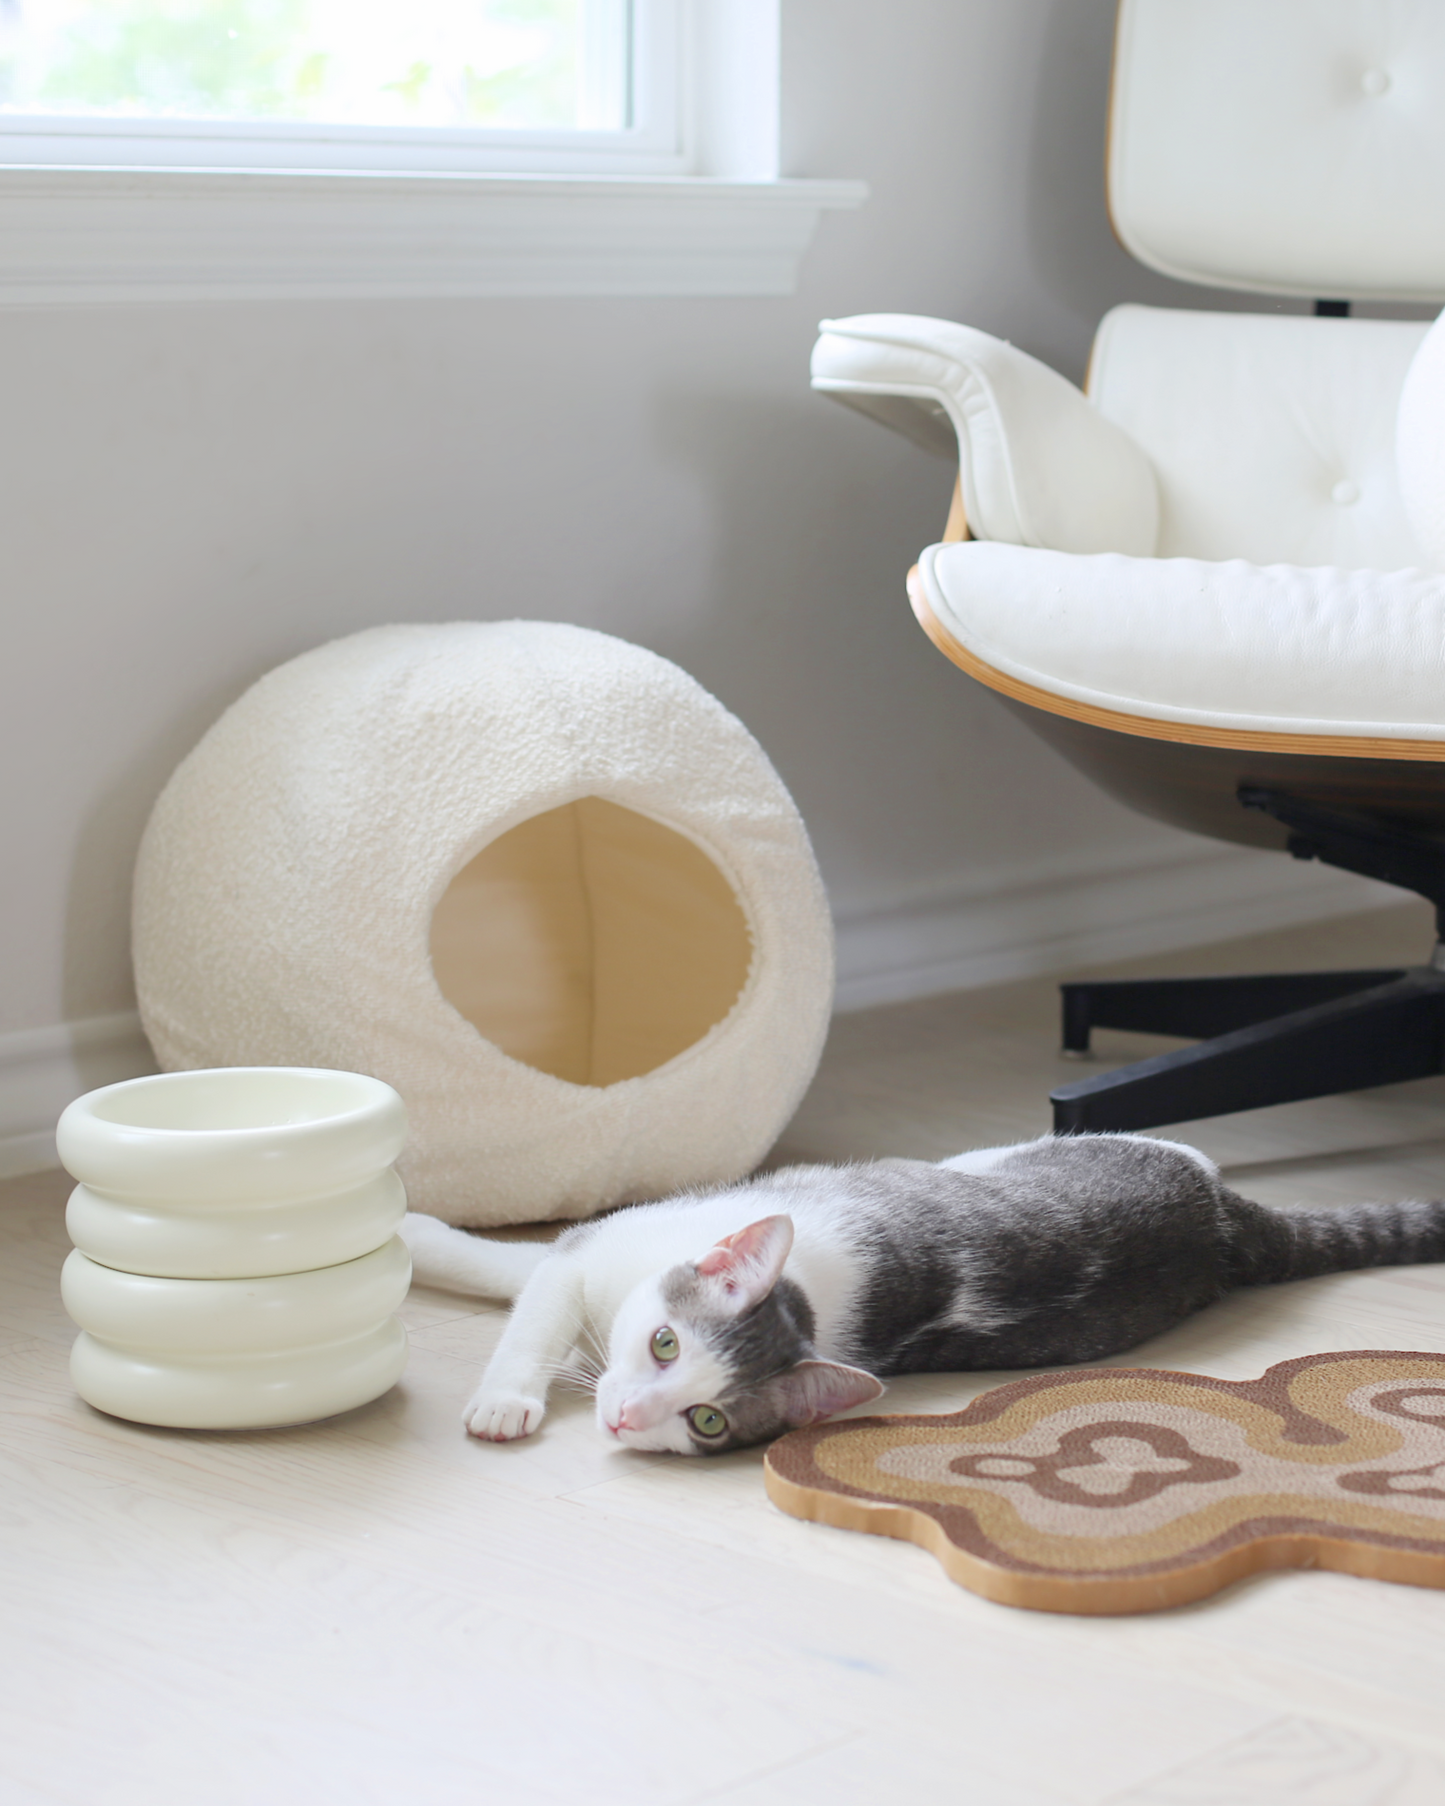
[1361,67,1392,98]
[1331,478,1362,506]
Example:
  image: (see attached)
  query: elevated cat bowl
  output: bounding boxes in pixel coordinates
[57,1067,411,1429]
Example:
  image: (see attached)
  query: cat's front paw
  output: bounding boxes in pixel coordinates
[463,1390,547,1442]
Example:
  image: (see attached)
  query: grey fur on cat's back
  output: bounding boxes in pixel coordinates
[833,1137,1235,1373]
[756,1135,1445,1377]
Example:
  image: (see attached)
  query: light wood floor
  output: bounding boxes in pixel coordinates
[7,902,1445,1805]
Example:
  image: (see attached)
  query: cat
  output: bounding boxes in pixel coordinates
[399,1132,1445,1456]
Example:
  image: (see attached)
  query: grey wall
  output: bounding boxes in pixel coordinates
[0,0,1369,1042]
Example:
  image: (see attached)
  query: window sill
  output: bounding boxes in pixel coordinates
[0,166,868,304]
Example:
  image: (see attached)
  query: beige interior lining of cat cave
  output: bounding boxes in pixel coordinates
[430,797,755,1087]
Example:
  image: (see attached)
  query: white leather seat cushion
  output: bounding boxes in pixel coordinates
[921,540,1445,739]
[1399,311,1445,570]
[1089,306,1429,569]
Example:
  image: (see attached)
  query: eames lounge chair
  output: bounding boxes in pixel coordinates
[812,0,1445,1135]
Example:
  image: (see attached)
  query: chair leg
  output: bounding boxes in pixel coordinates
[1059,969,1407,1054]
[1051,972,1445,1134]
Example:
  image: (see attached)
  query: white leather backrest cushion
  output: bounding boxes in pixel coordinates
[1111,0,1445,301]
[1398,311,1445,569]
[1089,305,1429,567]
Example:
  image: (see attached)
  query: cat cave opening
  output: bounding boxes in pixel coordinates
[430,796,755,1088]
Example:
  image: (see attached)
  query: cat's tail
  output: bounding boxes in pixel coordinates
[399,1211,552,1300]
[1224,1193,1445,1289]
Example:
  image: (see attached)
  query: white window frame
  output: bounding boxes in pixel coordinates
[0,0,867,302]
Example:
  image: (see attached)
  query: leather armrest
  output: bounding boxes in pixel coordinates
[812,313,1159,556]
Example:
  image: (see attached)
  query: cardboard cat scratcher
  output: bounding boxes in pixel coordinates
[765,1352,1445,1615]
[133,620,833,1226]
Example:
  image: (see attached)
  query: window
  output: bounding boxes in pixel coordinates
[0,0,868,302]
[0,0,686,171]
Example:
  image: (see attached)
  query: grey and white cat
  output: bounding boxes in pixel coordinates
[400,1132,1445,1456]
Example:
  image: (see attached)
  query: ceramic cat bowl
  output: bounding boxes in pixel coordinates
[57,1067,411,1429]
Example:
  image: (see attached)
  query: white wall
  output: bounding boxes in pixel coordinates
[0,0,1397,1163]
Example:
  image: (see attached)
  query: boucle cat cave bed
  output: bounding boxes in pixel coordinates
[133,621,834,1226]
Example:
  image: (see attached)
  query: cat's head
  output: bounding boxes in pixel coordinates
[596,1214,883,1455]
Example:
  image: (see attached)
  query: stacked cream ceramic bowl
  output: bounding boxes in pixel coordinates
[57,1067,411,1429]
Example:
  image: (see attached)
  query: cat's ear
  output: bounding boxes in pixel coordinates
[695,1214,794,1309]
[770,1360,884,1428]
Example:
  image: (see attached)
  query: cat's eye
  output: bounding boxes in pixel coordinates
[650,1327,680,1364]
[688,1405,728,1439]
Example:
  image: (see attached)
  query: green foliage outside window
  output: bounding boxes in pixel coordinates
[0,0,594,130]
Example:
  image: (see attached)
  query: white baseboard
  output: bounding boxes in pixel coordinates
[0,1011,156,1180]
[0,850,1409,1178]
[833,844,1405,1013]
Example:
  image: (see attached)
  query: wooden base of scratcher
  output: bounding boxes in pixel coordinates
[764,1353,1445,1616]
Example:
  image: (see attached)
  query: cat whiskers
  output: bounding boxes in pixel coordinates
[528,1350,603,1398]
[557,1348,604,1397]
[570,1298,612,1391]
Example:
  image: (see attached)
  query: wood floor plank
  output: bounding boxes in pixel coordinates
[1104,1717,1445,1805]
[702,1731,1077,1806]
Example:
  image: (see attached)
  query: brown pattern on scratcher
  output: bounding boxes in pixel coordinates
[763,1353,1445,1615]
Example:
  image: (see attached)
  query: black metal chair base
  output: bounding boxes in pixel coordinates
[1051,965,1445,1133]
[1048,786,1445,1132]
